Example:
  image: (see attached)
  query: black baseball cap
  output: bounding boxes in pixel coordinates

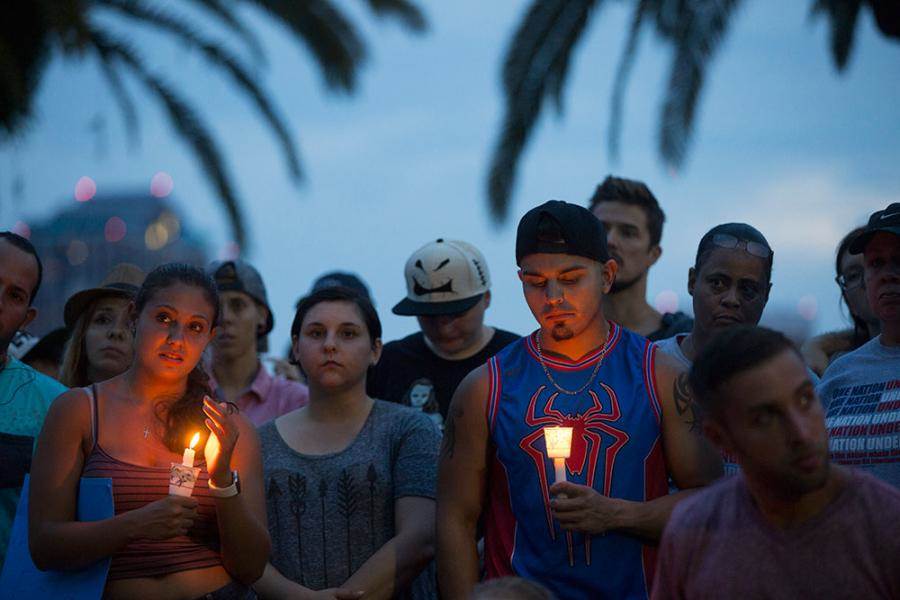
[849,202,900,254]
[516,200,611,265]
[310,271,372,302]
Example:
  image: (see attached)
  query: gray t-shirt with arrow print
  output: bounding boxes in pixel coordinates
[258,400,440,598]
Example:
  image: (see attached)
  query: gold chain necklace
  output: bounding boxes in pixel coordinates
[534,330,607,396]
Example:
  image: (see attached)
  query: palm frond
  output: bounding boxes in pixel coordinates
[811,0,863,71]
[607,0,654,162]
[488,0,599,222]
[96,55,140,148]
[242,0,366,92]
[89,28,247,247]
[96,0,301,180]
[362,0,427,32]
[188,0,267,64]
[659,0,741,171]
[869,0,900,39]
[0,2,54,137]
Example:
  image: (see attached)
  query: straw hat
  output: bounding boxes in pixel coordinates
[63,263,146,327]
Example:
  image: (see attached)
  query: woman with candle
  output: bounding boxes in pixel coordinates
[253,286,440,599]
[58,263,146,387]
[29,263,269,600]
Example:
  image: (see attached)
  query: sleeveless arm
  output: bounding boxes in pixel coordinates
[213,413,271,584]
[655,350,723,488]
[436,364,490,600]
[28,389,141,570]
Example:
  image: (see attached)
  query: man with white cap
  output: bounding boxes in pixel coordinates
[368,239,518,428]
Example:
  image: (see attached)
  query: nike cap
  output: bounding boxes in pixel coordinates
[849,202,900,254]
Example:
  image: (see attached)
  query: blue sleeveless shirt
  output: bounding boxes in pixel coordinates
[483,324,667,600]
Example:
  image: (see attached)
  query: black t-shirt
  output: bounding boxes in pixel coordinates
[648,311,693,342]
[367,328,520,428]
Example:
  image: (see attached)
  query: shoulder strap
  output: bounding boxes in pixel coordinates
[87,384,100,450]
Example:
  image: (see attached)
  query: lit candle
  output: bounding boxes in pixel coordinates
[544,426,573,485]
[182,432,200,467]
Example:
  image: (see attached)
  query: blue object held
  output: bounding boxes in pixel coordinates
[0,476,113,599]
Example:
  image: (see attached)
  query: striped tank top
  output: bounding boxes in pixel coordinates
[483,324,668,600]
[81,386,223,580]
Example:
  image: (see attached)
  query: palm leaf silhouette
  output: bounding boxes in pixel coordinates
[364,0,428,32]
[190,0,267,64]
[89,28,248,246]
[490,0,898,220]
[95,53,139,148]
[244,0,366,92]
[608,0,653,162]
[488,0,599,221]
[1,0,426,248]
[658,0,741,171]
[97,0,302,182]
[811,0,863,71]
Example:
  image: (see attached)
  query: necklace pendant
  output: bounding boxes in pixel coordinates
[143,426,150,440]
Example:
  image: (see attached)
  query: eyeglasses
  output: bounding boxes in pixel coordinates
[711,234,772,259]
[835,269,864,291]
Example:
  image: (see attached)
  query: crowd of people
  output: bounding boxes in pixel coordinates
[0,175,898,599]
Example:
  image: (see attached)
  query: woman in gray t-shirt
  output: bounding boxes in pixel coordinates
[253,287,440,599]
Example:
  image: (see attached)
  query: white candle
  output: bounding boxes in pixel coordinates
[544,426,573,485]
[182,432,200,467]
[553,457,567,484]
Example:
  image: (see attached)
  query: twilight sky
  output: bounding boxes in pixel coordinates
[2,1,899,349]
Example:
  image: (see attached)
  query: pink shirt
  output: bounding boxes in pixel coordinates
[653,469,900,599]
[210,364,308,426]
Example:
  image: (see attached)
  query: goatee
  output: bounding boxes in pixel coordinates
[550,324,574,341]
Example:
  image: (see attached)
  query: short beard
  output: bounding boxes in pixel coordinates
[549,323,574,341]
[610,273,642,294]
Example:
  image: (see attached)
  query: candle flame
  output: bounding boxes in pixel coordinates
[189,432,200,449]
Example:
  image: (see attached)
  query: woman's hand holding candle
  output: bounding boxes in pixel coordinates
[203,396,240,486]
[125,495,199,540]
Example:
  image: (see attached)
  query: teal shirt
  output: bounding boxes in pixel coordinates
[0,357,66,567]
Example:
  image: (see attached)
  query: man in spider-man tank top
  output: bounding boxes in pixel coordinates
[436,200,724,600]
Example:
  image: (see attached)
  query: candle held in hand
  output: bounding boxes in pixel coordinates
[182,432,200,467]
[170,432,202,497]
[544,426,573,485]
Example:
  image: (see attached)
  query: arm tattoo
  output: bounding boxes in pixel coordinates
[673,373,702,434]
[440,406,462,459]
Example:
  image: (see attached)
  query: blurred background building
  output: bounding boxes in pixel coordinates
[26,191,208,335]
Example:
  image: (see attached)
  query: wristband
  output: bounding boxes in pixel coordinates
[208,470,240,498]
